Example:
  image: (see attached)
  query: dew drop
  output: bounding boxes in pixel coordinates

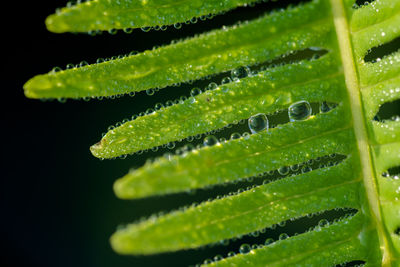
[318,219,329,227]
[123,28,133,34]
[301,166,312,173]
[288,100,312,121]
[279,233,289,240]
[146,89,155,96]
[173,22,182,29]
[213,255,223,262]
[227,251,236,257]
[166,142,175,149]
[52,66,62,73]
[264,238,274,245]
[108,28,117,35]
[278,166,289,175]
[231,66,250,79]
[79,61,89,67]
[207,82,218,90]
[141,26,151,32]
[203,135,218,146]
[239,244,251,254]
[190,87,202,97]
[248,113,269,134]
[230,132,241,140]
[221,77,232,84]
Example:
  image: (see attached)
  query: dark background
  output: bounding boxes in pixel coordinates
[3,1,399,267]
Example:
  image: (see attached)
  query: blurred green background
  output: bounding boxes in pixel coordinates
[3,1,399,267]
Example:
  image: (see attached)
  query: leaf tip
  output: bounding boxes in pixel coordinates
[23,75,52,99]
[45,13,69,33]
[110,230,134,255]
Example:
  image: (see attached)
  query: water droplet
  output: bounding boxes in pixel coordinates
[288,101,312,121]
[146,89,155,96]
[213,255,223,262]
[207,82,218,90]
[248,113,269,134]
[301,166,312,173]
[203,259,213,264]
[230,132,241,140]
[166,142,175,149]
[66,63,75,69]
[79,61,89,67]
[173,22,182,29]
[52,66,62,73]
[290,164,299,171]
[221,77,232,84]
[239,244,251,254]
[203,135,218,146]
[264,238,274,245]
[318,219,329,227]
[279,233,289,240]
[190,87,202,97]
[141,26,151,32]
[227,251,236,257]
[231,66,250,79]
[278,166,289,175]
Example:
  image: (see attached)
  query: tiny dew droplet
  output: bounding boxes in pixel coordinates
[279,233,289,240]
[190,87,202,97]
[301,166,312,173]
[248,113,269,134]
[278,166,289,175]
[221,77,232,84]
[231,66,250,79]
[207,82,218,90]
[239,244,251,254]
[213,255,223,262]
[227,251,236,257]
[230,132,241,140]
[79,61,89,67]
[264,238,274,245]
[108,28,117,35]
[203,135,218,146]
[123,28,133,34]
[141,26,151,32]
[146,89,155,96]
[52,66,62,73]
[288,100,312,121]
[173,22,182,29]
[318,219,329,227]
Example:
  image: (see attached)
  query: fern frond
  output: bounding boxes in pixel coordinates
[24,0,400,266]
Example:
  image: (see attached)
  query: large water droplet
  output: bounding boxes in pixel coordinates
[288,101,312,121]
[248,113,269,134]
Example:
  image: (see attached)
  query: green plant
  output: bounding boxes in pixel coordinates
[24,0,400,266]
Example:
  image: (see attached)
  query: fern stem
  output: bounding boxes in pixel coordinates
[330,0,392,266]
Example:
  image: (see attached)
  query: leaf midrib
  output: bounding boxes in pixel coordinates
[330,0,392,266]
